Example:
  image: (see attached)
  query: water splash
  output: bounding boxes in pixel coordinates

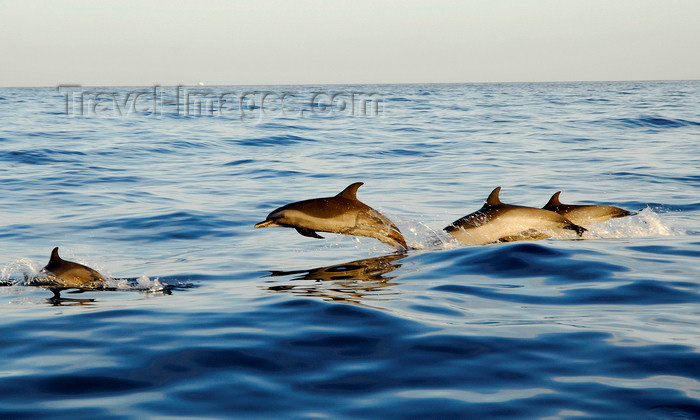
[584,207,673,239]
[404,220,458,250]
[386,213,459,251]
[0,258,43,286]
[104,275,171,293]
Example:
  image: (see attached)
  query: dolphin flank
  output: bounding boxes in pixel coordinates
[255,182,408,250]
[543,191,636,227]
[42,247,105,296]
[444,187,586,245]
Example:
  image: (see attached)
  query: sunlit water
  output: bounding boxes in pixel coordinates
[1,82,699,419]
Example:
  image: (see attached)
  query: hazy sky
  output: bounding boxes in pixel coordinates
[2,0,699,86]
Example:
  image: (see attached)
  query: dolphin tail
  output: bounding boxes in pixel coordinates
[387,228,408,251]
[356,210,408,250]
[373,221,408,250]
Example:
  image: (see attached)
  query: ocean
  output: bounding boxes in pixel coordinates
[1,81,699,419]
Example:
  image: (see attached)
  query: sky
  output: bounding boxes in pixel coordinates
[2,0,699,87]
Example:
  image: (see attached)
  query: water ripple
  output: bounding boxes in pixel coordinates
[0,82,698,418]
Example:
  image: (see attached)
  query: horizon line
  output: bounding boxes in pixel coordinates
[2,78,699,89]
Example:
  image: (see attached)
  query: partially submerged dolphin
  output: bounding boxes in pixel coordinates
[543,191,636,227]
[42,247,105,297]
[444,187,586,245]
[255,182,408,250]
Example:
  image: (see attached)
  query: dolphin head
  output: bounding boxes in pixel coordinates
[254,207,290,229]
[254,200,325,230]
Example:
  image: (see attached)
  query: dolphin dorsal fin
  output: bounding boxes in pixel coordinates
[337,182,364,200]
[545,191,563,207]
[485,187,503,206]
[50,247,62,263]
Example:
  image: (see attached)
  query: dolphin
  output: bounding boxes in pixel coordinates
[255,182,408,250]
[42,247,105,297]
[543,191,636,227]
[444,187,586,245]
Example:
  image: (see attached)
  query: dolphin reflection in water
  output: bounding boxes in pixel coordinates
[265,253,407,305]
[255,182,408,250]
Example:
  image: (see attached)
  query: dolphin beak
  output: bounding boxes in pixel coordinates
[255,220,278,229]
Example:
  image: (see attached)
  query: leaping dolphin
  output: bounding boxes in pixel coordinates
[444,187,586,245]
[255,182,408,250]
[543,191,636,227]
[42,247,105,297]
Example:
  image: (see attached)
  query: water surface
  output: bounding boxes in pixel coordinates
[1,81,699,419]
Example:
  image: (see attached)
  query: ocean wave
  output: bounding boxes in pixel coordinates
[93,211,237,241]
[234,134,318,147]
[0,149,87,165]
[608,116,700,129]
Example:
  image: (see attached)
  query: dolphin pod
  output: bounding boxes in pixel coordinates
[543,191,636,227]
[255,182,408,250]
[256,183,635,248]
[444,187,587,245]
[10,183,635,298]
[41,247,105,297]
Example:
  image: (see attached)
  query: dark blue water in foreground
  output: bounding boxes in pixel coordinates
[1,82,699,419]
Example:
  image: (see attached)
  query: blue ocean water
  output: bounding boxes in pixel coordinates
[1,81,699,419]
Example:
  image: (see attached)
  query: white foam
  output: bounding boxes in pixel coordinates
[391,216,464,251]
[104,275,169,293]
[582,207,674,240]
[0,258,44,285]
